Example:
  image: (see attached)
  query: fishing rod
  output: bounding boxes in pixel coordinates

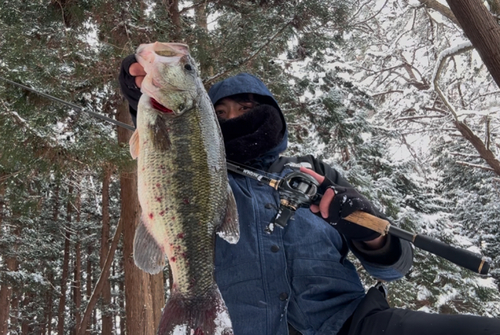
[3,76,490,275]
[0,76,135,131]
[227,161,490,275]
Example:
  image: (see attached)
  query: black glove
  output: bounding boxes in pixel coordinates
[316,177,382,241]
[118,54,142,116]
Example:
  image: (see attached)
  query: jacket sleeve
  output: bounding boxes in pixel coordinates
[309,156,414,281]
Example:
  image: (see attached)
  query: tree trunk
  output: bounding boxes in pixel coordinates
[48,187,60,335]
[194,1,214,77]
[9,288,19,333]
[57,186,73,335]
[167,0,182,40]
[76,218,123,335]
[100,167,113,335]
[117,100,156,335]
[119,258,125,335]
[44,272,54,335]
[73,191,82,335]
[151,272,165,328]
[85,240,92,335]
[0,181,10,335]
[446,0,500,88]
[21,293,34,335]
[0,256,17,335]
[6,225,21,334]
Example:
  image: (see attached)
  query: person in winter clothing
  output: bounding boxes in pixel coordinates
[119,54,500,335]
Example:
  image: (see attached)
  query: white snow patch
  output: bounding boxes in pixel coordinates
[214,306,233,335]
[436,286,458,306]
[172,324,189,335]
[417,305,434,313]
[82,19,99,48]
[417,286,432,301]
[475,276,497,289]
[144,0,156,18]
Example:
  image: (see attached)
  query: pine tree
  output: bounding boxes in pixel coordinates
[2,0,499,332]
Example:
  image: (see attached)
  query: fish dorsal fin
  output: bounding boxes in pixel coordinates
[129,129,140,159]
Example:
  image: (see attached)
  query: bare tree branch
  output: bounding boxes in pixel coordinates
[454,121,500,175]
[394,115,446,122]
[456,160,495,171]
[432,41,474,122]
[418,0,461,26]
[431,43,500,176]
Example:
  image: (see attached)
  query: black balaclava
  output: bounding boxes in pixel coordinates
[218,103,284,164]
[208,73,287,165]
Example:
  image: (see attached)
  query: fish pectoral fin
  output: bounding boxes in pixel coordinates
[216,184,240,244]
[133,218,165,274]
[129,129,140,159]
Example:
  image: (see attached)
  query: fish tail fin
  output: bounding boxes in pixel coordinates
[157,285,233,335]
[133,219,165,274]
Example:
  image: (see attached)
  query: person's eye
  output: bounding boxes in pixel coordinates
[216,109,226,117]
[240,103,254,111]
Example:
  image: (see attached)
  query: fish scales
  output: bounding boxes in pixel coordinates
[139,107,225,296]
[130,42,239,335]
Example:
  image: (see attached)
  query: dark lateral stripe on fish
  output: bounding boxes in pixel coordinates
[152,114,171,151]
[169,113,215,286]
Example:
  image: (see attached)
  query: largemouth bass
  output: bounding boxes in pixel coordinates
[129,42,239,335]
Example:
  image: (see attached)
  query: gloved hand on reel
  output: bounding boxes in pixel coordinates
[300,167,383,242]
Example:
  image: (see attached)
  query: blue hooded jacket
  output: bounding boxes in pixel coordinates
[209,73,413,335]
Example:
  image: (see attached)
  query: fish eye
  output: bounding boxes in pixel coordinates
[184,64,193,71]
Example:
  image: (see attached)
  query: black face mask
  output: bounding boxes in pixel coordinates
[219,104,284,164]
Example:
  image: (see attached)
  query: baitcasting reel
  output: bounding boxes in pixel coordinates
[225,161,322,234]
[266,171,321,233]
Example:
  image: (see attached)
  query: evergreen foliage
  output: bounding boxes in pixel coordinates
[0,0,499,333]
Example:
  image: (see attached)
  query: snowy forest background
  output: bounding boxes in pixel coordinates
[1,0,500,334]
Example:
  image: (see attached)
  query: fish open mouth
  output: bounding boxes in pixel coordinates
[150,98,174,114]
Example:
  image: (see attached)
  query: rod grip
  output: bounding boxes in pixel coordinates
[343,211,490,275]
[343,211,391,236]
[412,234,489,275]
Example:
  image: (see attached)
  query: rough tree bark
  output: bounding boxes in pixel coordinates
[168,0,182,40]
[57,186,74,335]
[73,191,82,335]
[44,272,54,335]
[117,100,157,335]
[446,0,500,88]
[0,182,10,335]
[76,216,123,335]
[100,167,113,335]
[47,186,61,335]
[85,232,92,335]
[0,237,18,335]
[20,293,34,335]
